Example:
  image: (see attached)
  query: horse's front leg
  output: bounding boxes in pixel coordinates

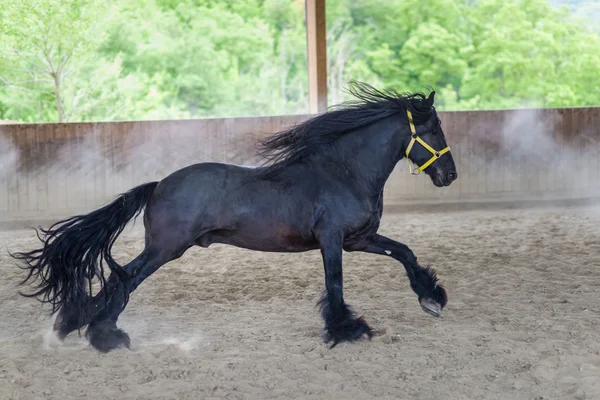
[316,228,373,348]
[346,234,448,317]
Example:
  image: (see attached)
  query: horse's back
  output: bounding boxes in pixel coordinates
[144,162,249,229]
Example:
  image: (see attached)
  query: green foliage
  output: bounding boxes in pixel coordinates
[0,0,122,121]
[330,0,600,110]
[0,0,599,123]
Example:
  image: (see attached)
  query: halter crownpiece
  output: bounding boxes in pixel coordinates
[405,110,451,175]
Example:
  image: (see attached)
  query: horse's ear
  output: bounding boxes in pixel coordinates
[426,91,435,107]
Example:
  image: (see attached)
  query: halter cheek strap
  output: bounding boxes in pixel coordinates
[405,110,451,175]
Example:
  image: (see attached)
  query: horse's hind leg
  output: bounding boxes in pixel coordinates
[52,230,154,340]
[85,241,189,353]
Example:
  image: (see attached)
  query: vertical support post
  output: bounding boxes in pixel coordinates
[305,0,327,114]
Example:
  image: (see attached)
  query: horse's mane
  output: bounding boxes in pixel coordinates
[255,81,434,178]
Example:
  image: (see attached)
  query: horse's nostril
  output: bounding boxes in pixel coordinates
[448,171,458,181]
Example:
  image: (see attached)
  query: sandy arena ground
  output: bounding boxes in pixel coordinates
[1,204,600,399]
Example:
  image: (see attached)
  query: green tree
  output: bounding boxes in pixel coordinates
[1,0,599,123]
[327,0,600,110]
[0,0,131,122]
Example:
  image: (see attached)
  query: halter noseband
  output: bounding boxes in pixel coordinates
[405,110,451,175]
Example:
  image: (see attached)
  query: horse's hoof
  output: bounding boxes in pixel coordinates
[323,316,373,348]
[420,298,442,317]
[86,321,131,353]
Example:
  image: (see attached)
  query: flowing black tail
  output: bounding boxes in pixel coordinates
[9,181,159,324]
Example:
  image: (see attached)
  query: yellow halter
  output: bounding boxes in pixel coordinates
[405,110,451,175]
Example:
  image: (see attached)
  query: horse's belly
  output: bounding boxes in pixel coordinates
[219,237,319,253]
[197,226,319,253]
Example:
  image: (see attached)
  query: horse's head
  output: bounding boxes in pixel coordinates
[404,92,458,187]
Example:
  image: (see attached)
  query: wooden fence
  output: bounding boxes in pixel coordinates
[1,107,600,224]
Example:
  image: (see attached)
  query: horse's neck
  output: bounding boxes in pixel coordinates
[319,117,406,196]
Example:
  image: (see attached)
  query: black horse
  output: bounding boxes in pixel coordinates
[10,82,458,352]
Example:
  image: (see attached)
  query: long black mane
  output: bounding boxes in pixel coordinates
[255,81,434,178]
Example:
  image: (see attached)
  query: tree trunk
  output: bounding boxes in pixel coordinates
[280,29,288,105]
[53,73,64,122]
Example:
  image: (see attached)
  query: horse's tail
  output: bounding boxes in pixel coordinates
[10,181,159,323]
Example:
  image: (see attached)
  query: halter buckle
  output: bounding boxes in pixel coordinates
[408,160,421,175]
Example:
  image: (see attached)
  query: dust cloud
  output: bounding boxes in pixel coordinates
[0,133,19,181]
[0,132,20,221]
[493,108,599,199]
[464,107,600,226]
[0,119,264,227]
[382,106,600,209]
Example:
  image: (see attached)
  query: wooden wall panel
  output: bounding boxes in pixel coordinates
[1,108,599,223]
